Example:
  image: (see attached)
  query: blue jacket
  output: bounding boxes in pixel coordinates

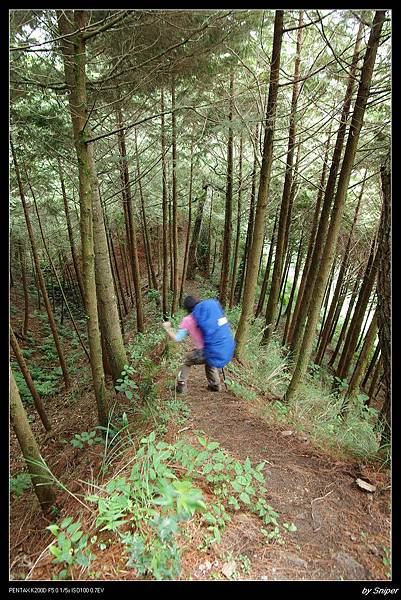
[192,299,236,368]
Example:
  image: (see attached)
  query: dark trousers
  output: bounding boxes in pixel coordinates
[177,348,220,388]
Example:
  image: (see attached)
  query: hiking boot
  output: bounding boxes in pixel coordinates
[176,381,187,394]
[207,384,220,392]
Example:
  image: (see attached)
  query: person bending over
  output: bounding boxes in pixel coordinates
[162,295,221,394]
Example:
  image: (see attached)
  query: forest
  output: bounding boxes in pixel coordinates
[9,9,391,583]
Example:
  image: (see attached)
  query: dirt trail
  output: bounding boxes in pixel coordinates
[178,360,390,581]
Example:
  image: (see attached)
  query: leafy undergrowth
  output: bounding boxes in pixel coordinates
[45,430,288,581]
[31,317,300,581]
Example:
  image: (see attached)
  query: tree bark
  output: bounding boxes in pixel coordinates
[263,10,303,346]
[171,74,179,314]
[229,134,243,308]
[345,311,378,403]
[275,244,293,329]
[108,227,129,316]
[57,9,108,425]
[362,342,380,390]
[255,206,279,318]
[219,70,235,307]
[179,131,195,305]
[235,125,259,305]
[90,156,129,378]
[367,355,382,405]
[328,276,361,369]
[135,131,158,292]
[161,88,169,319]
[376,156,391,444]
[315,183,364,364]
[10,326,52,432]
[59,161,85,305]
[187,188,207,279]
[18,240,30,338]
[116,103,144,333]
[283,231,304,345]
[337,238,379,380]
[10,367,56,514]
[286,131,331,347]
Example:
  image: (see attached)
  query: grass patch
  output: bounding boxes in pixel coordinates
[220,298,381,462]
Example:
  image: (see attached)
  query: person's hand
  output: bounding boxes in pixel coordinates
[162,321,172,330]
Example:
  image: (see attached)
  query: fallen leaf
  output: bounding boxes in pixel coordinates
[356,478,376,493]
[198,560,212,574]
[221,561,236,578]
[281,430,293,437]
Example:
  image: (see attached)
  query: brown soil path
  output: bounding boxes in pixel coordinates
[179,361,390,581]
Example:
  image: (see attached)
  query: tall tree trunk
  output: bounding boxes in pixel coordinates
[219,70,235,307]
[285,11,386,403]
[91,171,129,379]
[376,156,391,444]
[31,251,41,310]
[59,161,85,305]
[10,139,71,390]
[171,74,179,314]
[179,131,195,304]
[255,206,279,318]
[355,292,376,354]
[108,228,129,316]
[235,125,259,304]
[10,235,14,290]
[263,9,303,346]
[60,268,65,325]
[10,367,56,514]
[18,240,30,338]
[211,239,217,275]
[327,279,349,345]
[344,311,378,406]
[287,131,332,347]
[135,131,158,292]
[328,276,361,369]
[229,134,243,308]
[57,9,108,426]
[120,240,133,304]
[315,183,364,364]
[105,224,126,327]
[121,191,133,292]
[316,258,337,348]
[187,188,207,279]
[206,188,214,273]
[283,231,304,345]
[65,261,80,307]
[10,326,52,432]
[367,355,382,405]
[336,240,379,380]
[168,179,174,290]
[116,103,144,333]
[161,88,169,319]
[288,21,365,356]
[275,244,293,329]
[235,9,284,358]
[362,342,380,390]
